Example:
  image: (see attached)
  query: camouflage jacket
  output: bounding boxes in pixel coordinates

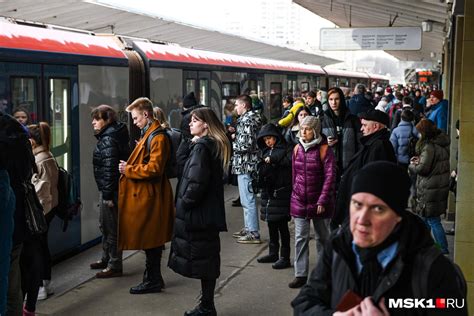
[231,110,262,175]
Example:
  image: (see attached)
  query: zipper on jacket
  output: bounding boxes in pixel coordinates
[303,149,309,220]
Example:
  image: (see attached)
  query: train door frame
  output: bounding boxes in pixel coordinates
[183,70,210,106]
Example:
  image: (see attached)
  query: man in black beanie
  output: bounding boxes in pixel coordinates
[180,92,201,139]
[332,109,396,229]
[292,161,467,316]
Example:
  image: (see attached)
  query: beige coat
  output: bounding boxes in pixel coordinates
[32,145,59,214]
[118,121,175,250]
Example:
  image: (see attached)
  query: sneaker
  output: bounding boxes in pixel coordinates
[237,233,261,244]
[232,228,247,238]
[43,280,54,296]
[23,305,35,316]
[272,258,291,270]
[288,277,307,289]
[37,286,47,301]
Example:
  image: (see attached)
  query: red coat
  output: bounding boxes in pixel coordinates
[118,121,175,250]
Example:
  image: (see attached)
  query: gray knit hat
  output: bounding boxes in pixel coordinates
[301,115,321,136]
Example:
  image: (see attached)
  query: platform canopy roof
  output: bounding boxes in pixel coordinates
[294,0,451,62]
[0,0,340,66]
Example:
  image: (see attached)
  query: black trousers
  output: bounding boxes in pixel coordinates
[20,237,42,312]
[40,212,55,281]
[267,219,290,259]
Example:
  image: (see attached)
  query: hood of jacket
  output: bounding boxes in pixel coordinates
[95,121,128,140]
[257,123,284,149]
[431,131,450,148]
[193,135,217,158]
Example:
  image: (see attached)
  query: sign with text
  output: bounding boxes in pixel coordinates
[320,27,422,51]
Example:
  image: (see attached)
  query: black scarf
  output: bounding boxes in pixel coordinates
[355,223,402,297]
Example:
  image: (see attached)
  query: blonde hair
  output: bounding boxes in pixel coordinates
[191,108,231,171]
[126,97,153,116]
[153,107,170,129]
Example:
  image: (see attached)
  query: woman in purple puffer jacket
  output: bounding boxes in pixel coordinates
[288,115,337,289]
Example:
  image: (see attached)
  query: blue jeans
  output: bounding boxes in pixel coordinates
[423,216,449,254]
[237,173,259,233]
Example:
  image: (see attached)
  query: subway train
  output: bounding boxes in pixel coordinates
[0,20,389,258]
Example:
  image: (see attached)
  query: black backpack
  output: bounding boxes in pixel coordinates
[53,164,81,232]
[145,127,182,179]
[407,133,418,158]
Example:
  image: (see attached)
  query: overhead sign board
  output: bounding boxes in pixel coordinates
[320,27,422,51]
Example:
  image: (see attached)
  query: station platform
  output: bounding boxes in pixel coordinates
[36,185,455,316]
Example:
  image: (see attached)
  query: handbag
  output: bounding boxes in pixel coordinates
[23,181,48,234]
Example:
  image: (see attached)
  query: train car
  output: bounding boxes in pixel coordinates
[131,41,327,122]
[324,68,370,91]
[0,20,130,257]
[367,73,390,89]
[0,19,386,258]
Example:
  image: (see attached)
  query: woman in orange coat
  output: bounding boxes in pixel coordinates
[118,97,174,295]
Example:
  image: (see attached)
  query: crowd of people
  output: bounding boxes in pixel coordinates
[0,83,467,316]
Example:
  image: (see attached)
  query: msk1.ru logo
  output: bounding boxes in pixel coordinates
[388,298,465,309]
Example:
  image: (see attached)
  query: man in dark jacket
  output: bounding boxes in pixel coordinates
[180,92,202,139]
[91,105,130,278]
[348,84,372,116]
[332,110,396,228]
[306,91,323,117]
[292,161,467,316]
[0,112,36,315]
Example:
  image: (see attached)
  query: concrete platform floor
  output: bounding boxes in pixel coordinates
[36,185,456,315]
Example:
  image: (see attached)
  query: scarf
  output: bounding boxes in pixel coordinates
[355,223,402,297]
[298,136,322,152]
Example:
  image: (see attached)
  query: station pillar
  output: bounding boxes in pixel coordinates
[454,1,474,309]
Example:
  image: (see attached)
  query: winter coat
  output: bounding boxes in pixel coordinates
[31,145,58,214]
[0,169,15,316]
[321,108,361,171]
[290,138,337,219]
[93,122,130,201]
[231,110,262,175]
[168,136,227,280]
[427,100,448,132]
[0,112,36,245]
[333,129,396,226]
[391,106,421,130]
[348,93,372,116]
[308,101,323,117]
[278,101,304,128]
[292,212,467,316]
[118,121,174,250]
[256,124,291,222]
[284,124,300,147]
[409,132,450,218]
[390,121,419,164]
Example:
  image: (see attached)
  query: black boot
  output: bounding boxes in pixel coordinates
[130,247,164,294]
[184,303,217,316]
[257,253,278,263]
[272,258,291,269]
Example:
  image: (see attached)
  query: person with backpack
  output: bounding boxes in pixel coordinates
[118,97,174,294]
[90,105,130,279]
[168,108,231,316]
[390,109,419,170]
[26,122,59,304]
[289,116,336,289]
[254,123,292,270]
[292,161,467,316]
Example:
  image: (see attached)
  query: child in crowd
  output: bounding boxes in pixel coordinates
[255,123,292,269]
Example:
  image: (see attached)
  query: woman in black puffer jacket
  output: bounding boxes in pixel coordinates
[255,123,292,269]
[91,105,130,277]
[168,108,230,316]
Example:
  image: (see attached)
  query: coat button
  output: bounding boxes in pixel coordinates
[133,193,137,197]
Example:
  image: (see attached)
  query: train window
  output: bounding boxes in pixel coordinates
[11,77,38,122]
[222,82,240,99]
[248,80,257,92]
[186,79,196,95]
[270,82,282,120]
[199,79,208,106]
[301,82,309,92]
[49,78,71,171]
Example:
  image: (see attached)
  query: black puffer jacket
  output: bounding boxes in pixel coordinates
[333,129,396,227]
[93,122,130,200]
[256,124,291,222]
[292,212,467,316]
[0,112,35,245]
[169,136,227,280]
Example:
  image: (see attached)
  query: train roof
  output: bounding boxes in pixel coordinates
[0,21,128,65]
[323,68,370,79]
[133,41,326,75]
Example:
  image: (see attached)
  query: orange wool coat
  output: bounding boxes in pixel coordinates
[118,121,175,250]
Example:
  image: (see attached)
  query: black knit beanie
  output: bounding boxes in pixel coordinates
[350,161,411,215]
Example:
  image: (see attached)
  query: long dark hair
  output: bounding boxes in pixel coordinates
[28,122,52,151]
[290,106,312,128]
[327,87,347,116]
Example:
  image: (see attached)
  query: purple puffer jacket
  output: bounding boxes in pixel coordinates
[290,140,337,219]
